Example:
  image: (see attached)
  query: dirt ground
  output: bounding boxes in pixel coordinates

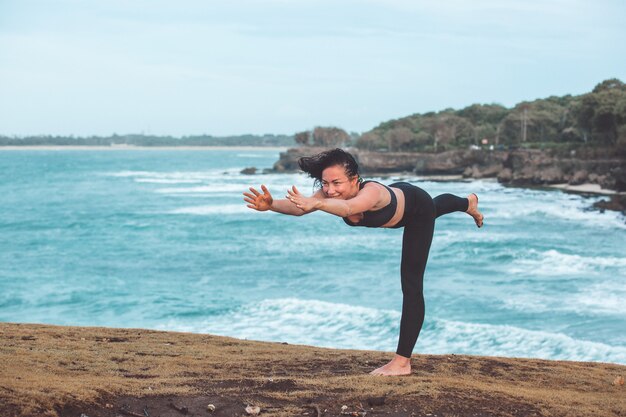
[1,323,624,417]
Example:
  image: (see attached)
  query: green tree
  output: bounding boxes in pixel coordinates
[573,79,626,145]
[312,126,350,147]
[384,127,416,151]
[356,131,384,150]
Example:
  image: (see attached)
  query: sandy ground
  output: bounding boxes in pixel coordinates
[1,323,624,417]
[0,146,288,151]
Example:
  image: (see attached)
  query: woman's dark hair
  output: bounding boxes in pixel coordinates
[298,148,361,188]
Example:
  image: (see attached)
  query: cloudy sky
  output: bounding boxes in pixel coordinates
[1,0,624,136]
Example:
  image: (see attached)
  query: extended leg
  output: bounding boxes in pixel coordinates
[433,193,468,218]
[434,193,483,227]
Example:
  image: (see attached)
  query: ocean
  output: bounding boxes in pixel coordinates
[1,149,625,364]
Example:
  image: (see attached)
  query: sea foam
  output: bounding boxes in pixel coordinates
[156,297,626,365]
[507,249,626,277]
[169,204,250,215]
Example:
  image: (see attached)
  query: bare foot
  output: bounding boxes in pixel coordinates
[466,193,484,228]
[369,354,411,376]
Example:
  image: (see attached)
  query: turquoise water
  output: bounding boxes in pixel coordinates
[1,149,625,364]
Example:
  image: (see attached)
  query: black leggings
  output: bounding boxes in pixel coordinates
[389,182,469,358]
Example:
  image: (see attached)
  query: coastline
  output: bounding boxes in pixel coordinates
[0,145,289,151]
[1,322,624,417]
[3,146,624,210]
[272,147,626,210]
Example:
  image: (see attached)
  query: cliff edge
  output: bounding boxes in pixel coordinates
[1,323,624,417]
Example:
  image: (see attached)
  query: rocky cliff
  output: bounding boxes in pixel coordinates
[273,147,626,192]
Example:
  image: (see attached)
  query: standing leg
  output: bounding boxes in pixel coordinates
[370,185,435,376]
[395,207,436,358]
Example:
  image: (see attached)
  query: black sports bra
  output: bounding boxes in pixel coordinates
[342,180,397,228]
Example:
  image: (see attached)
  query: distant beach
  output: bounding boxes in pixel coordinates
[0,145,288,151]
[548,183,622,195]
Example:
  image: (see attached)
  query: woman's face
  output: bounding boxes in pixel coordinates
[321,165,358,199]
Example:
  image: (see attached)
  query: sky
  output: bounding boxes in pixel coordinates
[1,0,625,137]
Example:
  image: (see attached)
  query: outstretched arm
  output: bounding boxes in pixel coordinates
[270,199,313,216]
[243,185,320,216]
[286,185,379,217]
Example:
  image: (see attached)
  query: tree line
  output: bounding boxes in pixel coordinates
[0,133,294,147]
[5,78,624,154]
[295,78,626,155]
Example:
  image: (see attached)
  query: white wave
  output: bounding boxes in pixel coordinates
[154,180,329,196]
[420,318,626,364]
[496,249,626,316]
[488,194,626,229]
[156,184,251,194]
[103,169,244,180]
[570,282,626,315]
[135,178,203,184]
[236,153,267,158]
[105,170,163,178]
[157,298,399,351]
[507,249,626,277]
[259,232,401,255]
[169,204,250,215]
[500,294,555,314]
[433,229,514,246]
[500,281,626,317]
[155,297,626,364]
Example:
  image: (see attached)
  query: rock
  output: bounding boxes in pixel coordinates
[367,396,386,406]
[240,167,257,175]
[470,165,483,178]
[168,402,189,414]
[599,175,615,190]
[272,147,327,172]
[245,405,261,415]
[538,166,565,184]
[414,151,467,175]
[207,404,216,412]
[270,147,624,193]
[503,150,540,171]
[358,151,419,173]
[480,164,504,178]
[569,170,588,185]
[611,164,626,191]
[593,195,626,214]
[497,168,512,183]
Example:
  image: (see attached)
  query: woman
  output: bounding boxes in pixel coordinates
[243,148,483,376]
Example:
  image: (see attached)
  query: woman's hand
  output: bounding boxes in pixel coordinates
[243,185,273,211]
[286,186,321,213]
